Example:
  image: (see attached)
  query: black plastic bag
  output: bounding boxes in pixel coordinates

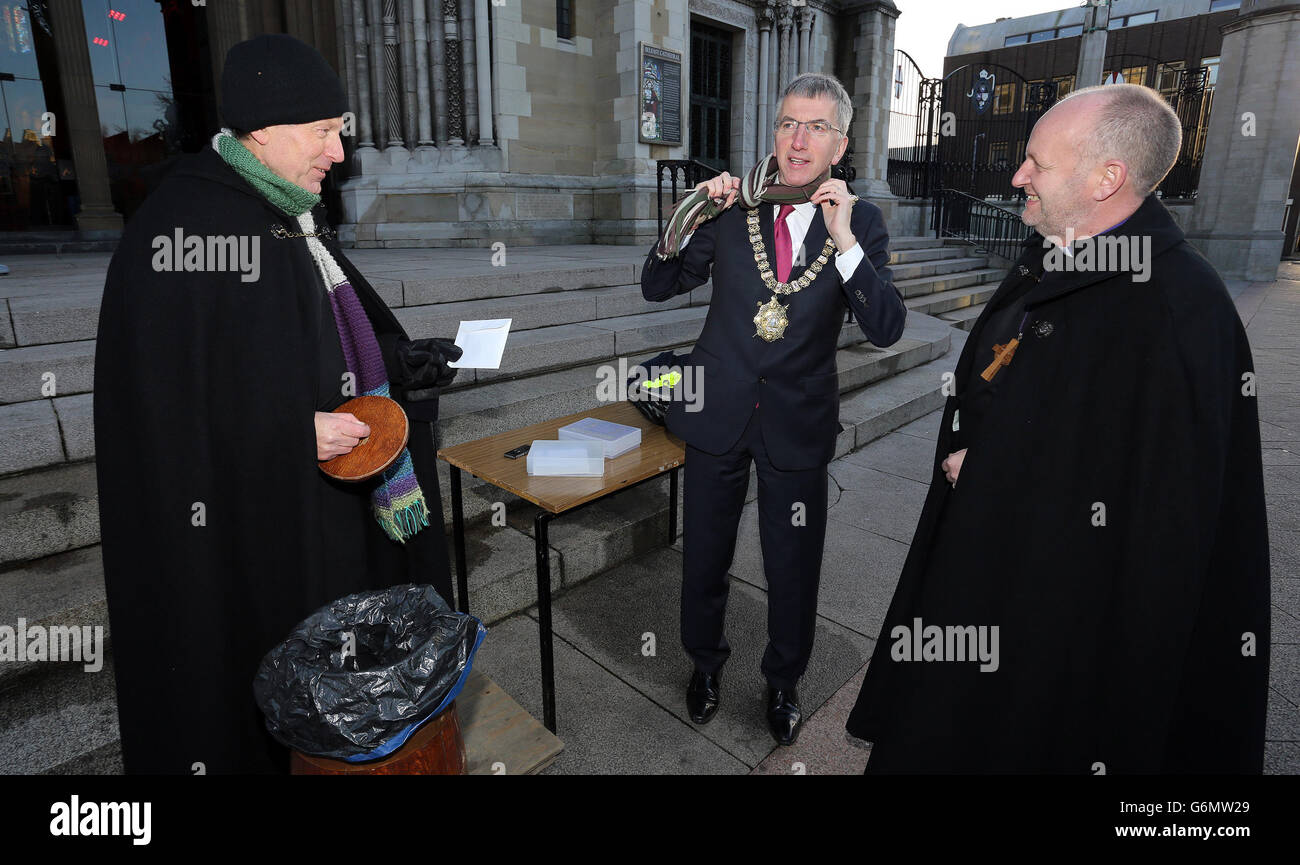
[627,349,693,426]
[254,584,486,761]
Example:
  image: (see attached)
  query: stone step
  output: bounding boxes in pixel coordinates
[0,646,123,774]
[888,236,946,250]
[905,281,1001,317]
[938,303,987,331]
[0,394,93,477]
[838,328,968,450]
[5,289,102,348]
[887,245,970,264]
[0,462,100,567]
[0,546,108,687]
[398,263,639,307]
[889,255,990,282]
[0,340,96,405]
[894,267,1004,300]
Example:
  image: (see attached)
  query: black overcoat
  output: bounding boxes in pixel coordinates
[94,147,453,774]
[846,195,1271,773]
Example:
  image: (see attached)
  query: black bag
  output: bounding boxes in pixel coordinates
[253,584,485,761]
[626,349,692,426]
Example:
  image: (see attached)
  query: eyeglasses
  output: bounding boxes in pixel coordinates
[774,119,843,138]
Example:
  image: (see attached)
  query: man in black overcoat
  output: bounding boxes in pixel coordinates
[95,36,457,773]
[642,74,907,745]
[847,84,1271,773]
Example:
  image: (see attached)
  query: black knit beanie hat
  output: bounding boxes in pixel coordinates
[220,34,348,131]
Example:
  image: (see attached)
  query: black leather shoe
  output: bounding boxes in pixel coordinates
[766,686,802,746]
[686,669,721,724]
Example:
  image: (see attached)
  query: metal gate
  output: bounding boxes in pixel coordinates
[887,57,1057,202]
[887,50,937,199]
[936,62,1057,201]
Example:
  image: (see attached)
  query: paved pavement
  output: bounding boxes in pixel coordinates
[471,263,1300,775]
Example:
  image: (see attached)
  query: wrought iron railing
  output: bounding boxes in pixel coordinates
[656,160,721,236]
[934,188,1032,263]
[655,158,728,236]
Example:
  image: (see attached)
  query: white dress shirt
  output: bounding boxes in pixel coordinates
[681,201,865,281]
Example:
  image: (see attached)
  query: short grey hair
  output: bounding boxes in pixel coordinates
[777,73,853,136]
[1056,83,1182,196]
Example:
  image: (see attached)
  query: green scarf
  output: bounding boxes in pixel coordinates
[213,130,321,217]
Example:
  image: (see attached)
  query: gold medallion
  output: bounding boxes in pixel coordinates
[744,208,835,342]
[754,297,789,341]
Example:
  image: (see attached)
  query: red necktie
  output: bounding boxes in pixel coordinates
[775,204,795,283]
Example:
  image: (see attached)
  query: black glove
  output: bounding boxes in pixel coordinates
[393,337,463,402]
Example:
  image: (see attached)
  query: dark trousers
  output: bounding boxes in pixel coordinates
[681,410,829,691]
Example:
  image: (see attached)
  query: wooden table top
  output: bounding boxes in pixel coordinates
[437,401,686,514]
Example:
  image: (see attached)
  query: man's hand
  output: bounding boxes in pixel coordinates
[315,411,370,461]
[942,448,967,486]
[809,179,859,252]
[693,172,740,228]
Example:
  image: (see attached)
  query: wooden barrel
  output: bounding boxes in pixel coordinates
[290,702,466,775]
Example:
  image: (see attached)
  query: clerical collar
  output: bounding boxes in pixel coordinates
[1055,215,1134,257]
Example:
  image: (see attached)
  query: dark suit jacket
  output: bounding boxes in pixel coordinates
[641,200,907,470]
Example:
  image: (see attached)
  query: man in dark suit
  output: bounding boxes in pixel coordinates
[640,73,907,745]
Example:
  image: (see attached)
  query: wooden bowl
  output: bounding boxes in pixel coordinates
[319,395,410,482]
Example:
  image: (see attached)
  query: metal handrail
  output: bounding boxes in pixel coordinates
[656,160,722,236]
[934,188,1032,262]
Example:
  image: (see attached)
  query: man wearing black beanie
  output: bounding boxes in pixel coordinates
[95,34,460,774]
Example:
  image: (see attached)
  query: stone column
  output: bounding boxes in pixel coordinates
[797,5,812,76]
[382,0,404,147]
[845,0,900,211]
[1185,0,1300,281]
[458,0,479,145]
[776,3,792,96]
[428,0,449,145]
[757,4,773,161]
[353,0,377,151]
[1075,0,1110,89]
[442,0,465,146]
[48,0,122,231]
[412,0,436,147]
[474,0,494,145]
[399,0,419,148]
[338,0,359,125]
[366,0,389,150]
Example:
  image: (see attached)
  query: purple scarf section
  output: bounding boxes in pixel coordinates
[328,281,428,542]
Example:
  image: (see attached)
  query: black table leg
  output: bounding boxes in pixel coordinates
[534,511,557,733]
[450,467,469,615]
[668,466,680,544]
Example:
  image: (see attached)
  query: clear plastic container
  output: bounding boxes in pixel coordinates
[557,417,642,458]
[525,439,605,477]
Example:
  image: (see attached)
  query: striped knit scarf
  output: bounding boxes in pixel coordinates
[655,153,831,260]
[213,130,431,543]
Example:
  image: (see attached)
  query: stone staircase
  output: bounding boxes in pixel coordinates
[0,236,1001,774]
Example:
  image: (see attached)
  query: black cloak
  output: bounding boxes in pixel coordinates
[846,195,1271,773]
[95,147,454,774]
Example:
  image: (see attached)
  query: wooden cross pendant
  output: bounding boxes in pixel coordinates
[980,338,1020,382]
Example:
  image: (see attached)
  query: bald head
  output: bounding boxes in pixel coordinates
[1051,84,1183,197]
[1012,83,1181,240]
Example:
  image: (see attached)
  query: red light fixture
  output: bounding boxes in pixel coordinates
[93,36,109,46]
[109,9,126,21]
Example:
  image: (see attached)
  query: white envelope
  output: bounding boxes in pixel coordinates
[448,318,512,369]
